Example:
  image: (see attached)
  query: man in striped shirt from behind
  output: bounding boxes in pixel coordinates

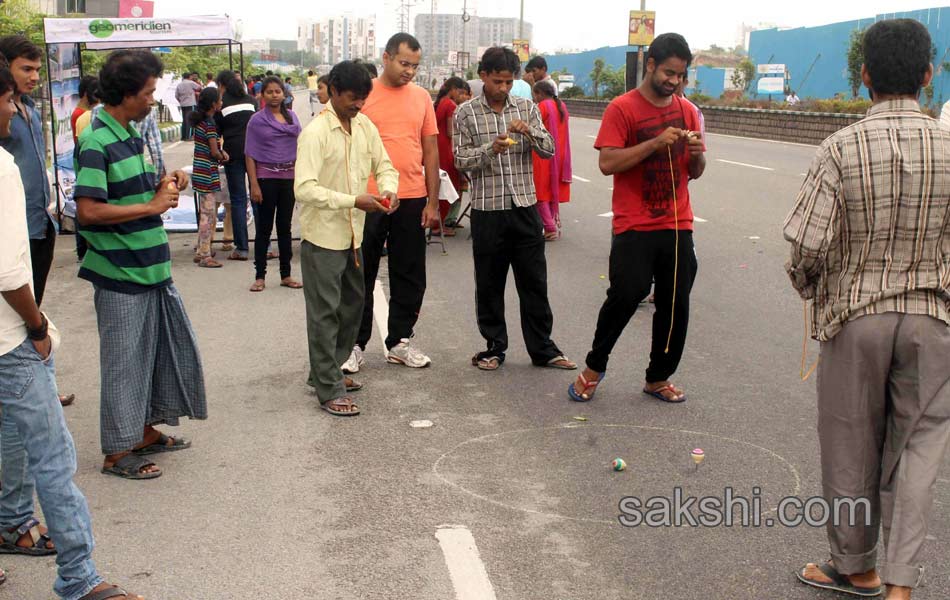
[786,19,950,600]
[75,50,208,481]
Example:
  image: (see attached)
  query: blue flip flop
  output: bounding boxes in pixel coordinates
[643,384,687,403]
[568,373,604,402]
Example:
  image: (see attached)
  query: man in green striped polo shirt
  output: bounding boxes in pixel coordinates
[75,50,208,482]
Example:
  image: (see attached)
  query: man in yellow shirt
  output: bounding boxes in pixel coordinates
[294,60,399,417]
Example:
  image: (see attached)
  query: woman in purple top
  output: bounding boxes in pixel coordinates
[246,76,302,292]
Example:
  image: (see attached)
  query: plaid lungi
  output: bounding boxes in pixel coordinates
[94,284,207,454]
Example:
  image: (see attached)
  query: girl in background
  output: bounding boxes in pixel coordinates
[531,80,572,241]
[191,87,228,267]
[433,77,470,236]
[245,76,303,292]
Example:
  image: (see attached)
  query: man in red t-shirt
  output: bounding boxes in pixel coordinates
[569,33,706,405]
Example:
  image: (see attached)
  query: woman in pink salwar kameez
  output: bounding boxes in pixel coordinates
[531,80,572,240]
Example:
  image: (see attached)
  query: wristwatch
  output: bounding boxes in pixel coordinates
[26,314,48,341]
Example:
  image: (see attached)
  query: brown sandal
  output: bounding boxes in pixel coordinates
[249,279,265,292]
[280,277,303,289]
[197,257,223,268]
[321,397,360,416]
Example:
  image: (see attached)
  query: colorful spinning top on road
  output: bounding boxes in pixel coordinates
[691,448,705,470]
[612,458,626,471]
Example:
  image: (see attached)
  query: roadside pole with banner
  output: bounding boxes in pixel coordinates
[513,39,530,64]
[46,42,82,229]
[627,8,655,91]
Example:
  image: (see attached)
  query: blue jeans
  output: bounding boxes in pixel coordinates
[224,160,250,254]
[0,339,102,600]
[180,106,194,140]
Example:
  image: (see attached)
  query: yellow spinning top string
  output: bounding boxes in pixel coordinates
[800,301,819,381]
[664,145,679,354]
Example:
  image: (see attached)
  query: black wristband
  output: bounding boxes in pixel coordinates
[26,314,48,341]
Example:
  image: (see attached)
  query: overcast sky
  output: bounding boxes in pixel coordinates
[154,0,949,53]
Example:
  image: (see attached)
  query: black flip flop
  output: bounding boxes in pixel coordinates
[133,433,191,456]
[102,454,162,480]
[471,354,502,371]
[796,563,884,597]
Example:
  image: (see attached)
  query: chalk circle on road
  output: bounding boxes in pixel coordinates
[433,424,802,526]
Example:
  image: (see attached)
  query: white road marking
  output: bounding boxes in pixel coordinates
[716,159,774,171]
[586,134,597,139]
[373,279,389,359]
[410,420,434,428]
[436,526,498,600]
[705,131,818,148]
[598,211,613,218]
[694,216,708,223]
[572,175,591,182]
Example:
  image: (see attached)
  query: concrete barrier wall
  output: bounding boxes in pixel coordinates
[562,99,864,146]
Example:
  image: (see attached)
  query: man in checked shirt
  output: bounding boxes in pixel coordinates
[786,19,950,600]
[453,46,576,372]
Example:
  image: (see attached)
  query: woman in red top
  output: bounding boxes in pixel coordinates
[433,77,470,236]
[70,76,99,147]
[532,80,572,241]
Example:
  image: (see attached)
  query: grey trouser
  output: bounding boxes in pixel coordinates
[817,313,950,588]
[301,241,364,404]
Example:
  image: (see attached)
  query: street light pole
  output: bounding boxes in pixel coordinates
[519,0,524,40]
[635,0,646,87]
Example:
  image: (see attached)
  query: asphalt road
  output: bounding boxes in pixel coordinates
[5,91,949,600]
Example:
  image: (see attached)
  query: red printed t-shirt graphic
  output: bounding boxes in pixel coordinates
[362,79,439,198]
[595,90,703,235]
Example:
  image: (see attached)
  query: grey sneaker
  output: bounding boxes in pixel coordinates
[342,345,364,374]
[386,339,432,368]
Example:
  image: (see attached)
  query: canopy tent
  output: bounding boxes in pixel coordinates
[42,15,243,227]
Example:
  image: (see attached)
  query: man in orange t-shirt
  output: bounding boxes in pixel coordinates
[343,33,441,372]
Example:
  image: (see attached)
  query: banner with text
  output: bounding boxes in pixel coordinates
[47,42,81,219]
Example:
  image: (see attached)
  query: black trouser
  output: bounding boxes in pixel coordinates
[254,178,295,280]
[180,106,194,140]
[586,229,697,382]
[29,220,56,307]
[470,206,562,364]
[357,197,428,350]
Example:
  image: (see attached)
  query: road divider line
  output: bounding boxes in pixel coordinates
[436,526,498,600]
[373,279,388,359]
[572,175,591,182]
[716,159,774,171]
[586,134,597,139]
[598,211,613,218]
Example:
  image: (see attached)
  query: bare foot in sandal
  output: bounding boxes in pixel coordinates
[798,562,882,596]
[280,277,302,289]
[322,397,360,416]
[81,582,145,600]
[2,519,55,553]
[570,368,603,401]
[102,451,161,479]
[643,381,686,403]
[249,279,265,292]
